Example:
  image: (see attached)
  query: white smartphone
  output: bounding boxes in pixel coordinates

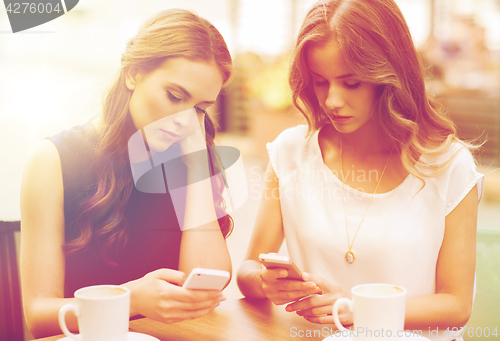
[258,253,304,281]
[182,268,230,290]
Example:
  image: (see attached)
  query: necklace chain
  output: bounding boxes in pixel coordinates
[340,135,394,264]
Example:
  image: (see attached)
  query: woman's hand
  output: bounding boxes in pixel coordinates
[259,268,321,305]
[177,111,207,161]
[124,268,225,324]
[285,273,352,325]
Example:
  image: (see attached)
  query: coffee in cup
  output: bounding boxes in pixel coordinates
[58,285,130,341]
[332,283,407,340]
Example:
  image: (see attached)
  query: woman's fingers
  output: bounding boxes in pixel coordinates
[302,309,353,325]
[262,278,319,292]
[295,304,331,317]
[185,303,219,319]
[285,293,323,312]
[260,268,287,281]
[161,286,224,308]
[285,292,348,312]
[283,292,353,326]
[158,301,220,324]
[182,292,224,310]
[169,294,222,312]
[154,288,224,323]
[168,301,220,322]
[303,315,335,324]
[152,268,186,286]
[172,287,222,302]
[267,290,318,305]
[260,268,321,305]
[301,272,335,292]
[263,285,321,305]
[279,280,319,292]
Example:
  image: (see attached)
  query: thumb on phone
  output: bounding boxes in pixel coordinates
[262,268,288,281]
[153,268,187,286]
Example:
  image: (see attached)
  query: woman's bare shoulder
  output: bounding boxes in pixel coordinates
[22,139,63,200]
[28,139,60,162]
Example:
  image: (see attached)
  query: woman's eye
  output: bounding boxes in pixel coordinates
[313,79,328,86]
[195,106,207,115]
[167,91,182,103]
[344,82,361,89]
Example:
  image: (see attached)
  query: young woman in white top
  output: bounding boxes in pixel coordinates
[237,0,483,340]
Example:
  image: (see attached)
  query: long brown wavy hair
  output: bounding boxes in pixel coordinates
[289,0,478,182]
[65,9,234,263]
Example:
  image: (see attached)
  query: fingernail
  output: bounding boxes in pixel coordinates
[280,270,287,277]
[220,295,227,301]
[285,305,291,312]
[215,303,220,308]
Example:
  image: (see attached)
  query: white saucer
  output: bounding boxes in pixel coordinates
[323,332,431,341]
[58,331,160,341]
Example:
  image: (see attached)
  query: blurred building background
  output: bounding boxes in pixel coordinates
[1,0,499,340]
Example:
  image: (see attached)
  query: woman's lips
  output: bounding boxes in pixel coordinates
[160,129,181,139]
[329,115,352,123]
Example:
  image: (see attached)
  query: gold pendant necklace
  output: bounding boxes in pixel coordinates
[340,135,394,264]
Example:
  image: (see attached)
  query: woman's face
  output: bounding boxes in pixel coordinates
[126,57,223,152]
[306,38,378,134]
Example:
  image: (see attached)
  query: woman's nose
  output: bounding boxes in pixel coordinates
[324,85,345,111]
[172,109,192,127]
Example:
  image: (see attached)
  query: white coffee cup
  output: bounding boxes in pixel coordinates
[58,285,131,341]
[332,283,407,340]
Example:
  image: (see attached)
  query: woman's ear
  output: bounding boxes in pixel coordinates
[125,66,141,91]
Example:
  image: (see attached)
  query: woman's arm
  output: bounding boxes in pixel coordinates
[176,180,233,282]
[236,162,320,302]
[404,184,478,330]
[176,149,232,281]
[20,139,78,338]
[173,117,232,279]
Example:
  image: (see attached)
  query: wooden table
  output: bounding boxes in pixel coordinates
[34,298,333,340]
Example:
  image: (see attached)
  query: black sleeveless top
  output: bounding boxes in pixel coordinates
[49,122,182,297]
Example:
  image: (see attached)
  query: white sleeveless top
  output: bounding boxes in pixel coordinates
[267,125,484,341]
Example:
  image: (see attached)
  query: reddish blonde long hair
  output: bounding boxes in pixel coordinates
[289,0,476,181]
[66,9,233,263]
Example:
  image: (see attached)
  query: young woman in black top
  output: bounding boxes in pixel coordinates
[20,9,233,338]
